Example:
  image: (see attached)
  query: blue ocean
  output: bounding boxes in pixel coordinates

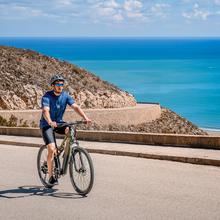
[0,37,219,130]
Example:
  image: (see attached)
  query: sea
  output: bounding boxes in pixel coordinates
[0,37,219,130]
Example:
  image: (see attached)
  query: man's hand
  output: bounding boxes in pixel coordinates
[84,117,92,124]
[49,121,57,128]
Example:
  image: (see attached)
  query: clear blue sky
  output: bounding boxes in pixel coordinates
[0,0,220,37]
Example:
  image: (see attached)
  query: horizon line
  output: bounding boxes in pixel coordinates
[1,35,220,39]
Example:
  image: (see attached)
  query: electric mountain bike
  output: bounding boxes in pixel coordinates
[37,121,94,196]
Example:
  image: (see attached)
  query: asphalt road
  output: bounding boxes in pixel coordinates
[1,144,220,220]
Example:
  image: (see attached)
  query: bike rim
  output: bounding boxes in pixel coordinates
[39,146,49,182]
[71,150,92,192]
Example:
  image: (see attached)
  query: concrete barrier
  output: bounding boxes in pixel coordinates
[77,130,220,149]
[0,103,161,127]
[0,126,219,149]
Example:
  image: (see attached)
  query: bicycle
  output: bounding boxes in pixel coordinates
[37,121,94,196]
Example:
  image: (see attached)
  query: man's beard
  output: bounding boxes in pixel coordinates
[54,89,62,96]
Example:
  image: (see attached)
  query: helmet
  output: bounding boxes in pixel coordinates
[50,74,65,85]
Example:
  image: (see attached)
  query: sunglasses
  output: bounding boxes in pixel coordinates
[54,83,64,87]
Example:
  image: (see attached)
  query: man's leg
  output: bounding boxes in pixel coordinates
[41,126,58,182]
[47,143,57,178]
[65,127,69,135]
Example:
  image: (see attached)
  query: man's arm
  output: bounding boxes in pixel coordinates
[70,103,91,123]
[42,107,57,127]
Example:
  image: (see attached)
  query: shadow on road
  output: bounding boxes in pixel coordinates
[0,185,84,199]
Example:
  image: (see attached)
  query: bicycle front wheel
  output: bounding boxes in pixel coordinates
[69,147,94,196]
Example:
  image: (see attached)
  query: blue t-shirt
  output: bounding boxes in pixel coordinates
[40,90,74,128]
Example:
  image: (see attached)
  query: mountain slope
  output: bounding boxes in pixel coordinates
[0,46,136,110]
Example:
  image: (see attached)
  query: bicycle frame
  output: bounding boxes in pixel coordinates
[55,126,79,176]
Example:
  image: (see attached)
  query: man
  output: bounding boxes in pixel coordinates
[40,74,91,186]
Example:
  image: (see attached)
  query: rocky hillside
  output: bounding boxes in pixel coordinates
[0,46,136,110]
[78,107,207,135]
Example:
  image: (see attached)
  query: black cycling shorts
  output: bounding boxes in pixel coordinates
[41,125,68,145]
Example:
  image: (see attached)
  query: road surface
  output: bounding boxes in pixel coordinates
[1,144,220,220]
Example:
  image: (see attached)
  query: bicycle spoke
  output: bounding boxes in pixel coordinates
[43,173,47,181]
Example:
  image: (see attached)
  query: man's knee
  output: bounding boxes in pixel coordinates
[47,143,56,155]
[65,127,69,135]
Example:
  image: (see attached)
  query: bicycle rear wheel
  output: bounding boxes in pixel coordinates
[37,145,54,188]
[69,147,94,196]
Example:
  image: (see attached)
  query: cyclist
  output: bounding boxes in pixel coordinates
[40,74,91,186]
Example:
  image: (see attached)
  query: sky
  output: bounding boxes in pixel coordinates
[0,0,220,37]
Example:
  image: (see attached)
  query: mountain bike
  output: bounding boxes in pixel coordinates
[37,121,94,196]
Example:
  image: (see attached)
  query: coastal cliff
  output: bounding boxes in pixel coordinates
[0,46,136,110]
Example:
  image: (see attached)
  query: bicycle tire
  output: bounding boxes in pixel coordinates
[37,145,53,188]
[69,147,94,196]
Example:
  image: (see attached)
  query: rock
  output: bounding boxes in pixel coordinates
[0,90,27,110]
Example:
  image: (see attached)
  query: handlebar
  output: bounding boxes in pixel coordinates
[56,121,87,128]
